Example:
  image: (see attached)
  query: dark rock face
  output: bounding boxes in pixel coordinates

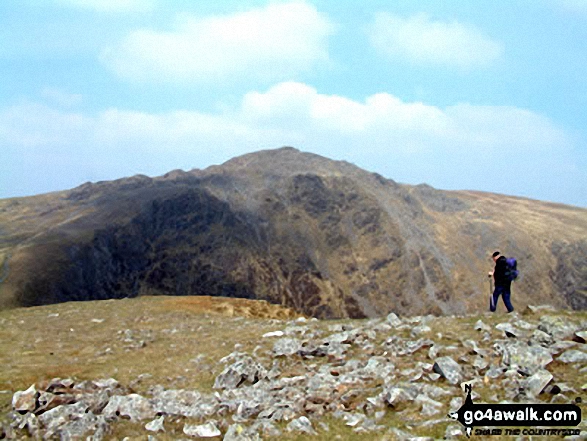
[14,184,367,318]
[2,147,587,316]
[61,189,259,302]
[550,240,587,310]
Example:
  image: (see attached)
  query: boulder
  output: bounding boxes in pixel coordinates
[286,416,316,435]
[12,385,38,414]
[433,356,463,385]
[38,401,90,432]
[386,312,402,328]
[102,394,155,422]
[214,356,267,390]
[145,416,165,432]
[224,423,262,441]
[496,341,553,375]
[496,323,522,338]
[538,316,578,340]
[183,421,221,438]
[272,338,302,357]
[523,369,553,398]
[557,350,587,364]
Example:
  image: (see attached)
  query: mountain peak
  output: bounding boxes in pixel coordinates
[0,148,586,316]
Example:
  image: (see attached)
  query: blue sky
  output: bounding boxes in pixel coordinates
[1,0,586,207]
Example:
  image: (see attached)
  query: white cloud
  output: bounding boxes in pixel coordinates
[56,0,155,13]
[368,13,503,69]
[101,2,334,83]
[559,0,587,13]
[1,83,583,206]
[0,102,91,149]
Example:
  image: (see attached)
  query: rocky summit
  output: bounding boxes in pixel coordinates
[0,147,586,318]
[0,297,586,440]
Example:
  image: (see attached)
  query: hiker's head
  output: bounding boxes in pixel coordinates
[492,251,500,262]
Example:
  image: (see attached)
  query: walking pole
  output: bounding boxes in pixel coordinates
[488,277,494,311]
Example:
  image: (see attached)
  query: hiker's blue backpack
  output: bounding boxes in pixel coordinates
[505,257,519,281]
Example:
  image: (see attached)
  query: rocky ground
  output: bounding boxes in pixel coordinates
[0,297,586,440]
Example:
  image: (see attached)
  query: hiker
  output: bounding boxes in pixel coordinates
[488,251,514,313]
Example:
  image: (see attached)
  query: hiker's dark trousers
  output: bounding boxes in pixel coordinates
[490,284,514,313]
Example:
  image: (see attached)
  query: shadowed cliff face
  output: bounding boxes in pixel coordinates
[550,240,587,310]
[1,147,586,317]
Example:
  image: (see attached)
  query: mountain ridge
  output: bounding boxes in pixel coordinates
[0,147,586,316]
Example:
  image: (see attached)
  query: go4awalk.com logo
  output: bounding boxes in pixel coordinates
[449,384,583,437]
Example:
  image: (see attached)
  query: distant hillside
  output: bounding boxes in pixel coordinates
[0,147,586,317]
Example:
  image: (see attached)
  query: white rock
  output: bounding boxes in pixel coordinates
[558,350,587,364]
[262,331,284,338]
[183,421,221,438]
[102,394,155,422]
[386,312,402,327]
[145,416,165,432]
[12,385,37,413]
[287,416,316,434]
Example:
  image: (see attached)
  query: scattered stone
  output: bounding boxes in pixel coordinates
[183,421,221,438]
[411,324,431,337]
[473,356,489,371]
[463,339,483,355]
[223,423,261,441]
[549,340,578,355]
[574,331,587,344]
[530,329,555,347]
[406,339,434,355]
[445,424,464,439]
[416,394,442,416]
[343,413,365,427]
[102,394,155,421]
[523,369,553,398]
[262,331,284,338]
[354,417,385,433]
[496,323,522,338]
[36,391,76,414]
[245,421,278,438]
[214,356,267,390]
[538,315,578,340]
[6,308,587,440]
[54,413,108,440]
[496,340,553,374]
[287,416,316,435]
[525,305,556,314]
[272,338,302,356]
[557,350,587,364]
[474,320,490,332]
[151,388,218,418]
[433,356,463,385]
[386,312,402,328]
[448,397,463,414]
[381,385,414,409]
[93,378,119,390]
[12,385,38,414]
[145,416,165,432]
